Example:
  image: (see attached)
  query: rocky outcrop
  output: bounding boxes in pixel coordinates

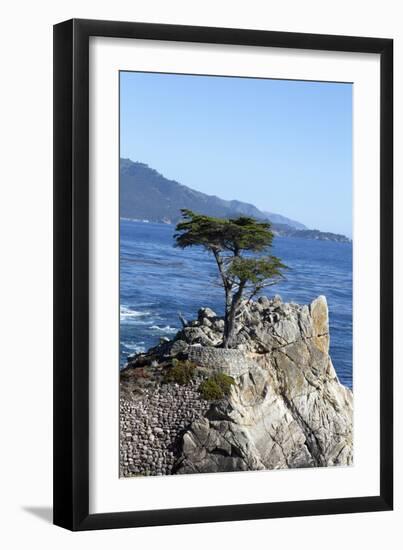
[120,295,353,476]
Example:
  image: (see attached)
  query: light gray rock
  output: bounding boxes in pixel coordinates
[198,307,217,320]
[175,295,353,474]
[169,339,189,356]
[257,295,271,308]
[120,294,353,477]
[180,327,218,346]
[214,319,225,330]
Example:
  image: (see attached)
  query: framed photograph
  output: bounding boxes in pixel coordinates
[53,19,393,531]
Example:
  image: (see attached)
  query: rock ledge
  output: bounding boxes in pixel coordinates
[120,295,353,476]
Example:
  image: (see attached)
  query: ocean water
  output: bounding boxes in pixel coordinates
[120,219,353,389]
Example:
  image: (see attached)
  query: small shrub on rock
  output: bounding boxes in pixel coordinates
[199,373,235,400]
[164,359,196,385]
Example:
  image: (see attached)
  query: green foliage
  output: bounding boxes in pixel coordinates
[174,209,273,253]
[228,256,287,286]
[174,209,287,347]
[199,373,235,400]
[164,359,196,385]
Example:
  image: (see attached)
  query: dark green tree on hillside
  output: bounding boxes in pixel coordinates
[174,209,287,348]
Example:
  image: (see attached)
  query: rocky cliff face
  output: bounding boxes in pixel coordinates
[120,295,353,476]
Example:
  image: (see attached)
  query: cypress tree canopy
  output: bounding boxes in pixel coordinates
[174,209,287,347]
[174,209,274,253]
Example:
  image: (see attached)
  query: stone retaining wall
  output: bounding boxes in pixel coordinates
[120,378,210,477]
[188,346,257,378]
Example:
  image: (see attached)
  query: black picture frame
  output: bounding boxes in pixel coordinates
[53,18,393,531]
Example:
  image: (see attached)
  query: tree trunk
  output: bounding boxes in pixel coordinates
[211,248,234,347]
[223,285,244,348]
[223,309,236,348]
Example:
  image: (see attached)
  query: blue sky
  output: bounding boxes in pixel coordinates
[120,72,352,236]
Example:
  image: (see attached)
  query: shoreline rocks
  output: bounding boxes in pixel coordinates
[120,294,353,476]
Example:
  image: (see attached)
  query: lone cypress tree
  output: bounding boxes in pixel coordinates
[174,209,286,348]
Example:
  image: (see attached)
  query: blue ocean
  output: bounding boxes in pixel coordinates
[120,219,353,389]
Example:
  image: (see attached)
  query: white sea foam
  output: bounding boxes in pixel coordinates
[120,217,149,223]
[122,342,146,354]
[120,305,151,321]
[149,325,177,334]
[124,341,145,350]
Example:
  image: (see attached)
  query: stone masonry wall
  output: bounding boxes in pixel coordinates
[188,346,257,377]
[120,377,210,477]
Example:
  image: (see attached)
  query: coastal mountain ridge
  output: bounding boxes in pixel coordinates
[120,158,350,243]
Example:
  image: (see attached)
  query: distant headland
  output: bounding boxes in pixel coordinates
[120,158,351,244]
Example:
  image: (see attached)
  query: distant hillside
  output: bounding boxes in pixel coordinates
[120,158,350,243]
[120,159,304,228]
[273,226,351,243]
